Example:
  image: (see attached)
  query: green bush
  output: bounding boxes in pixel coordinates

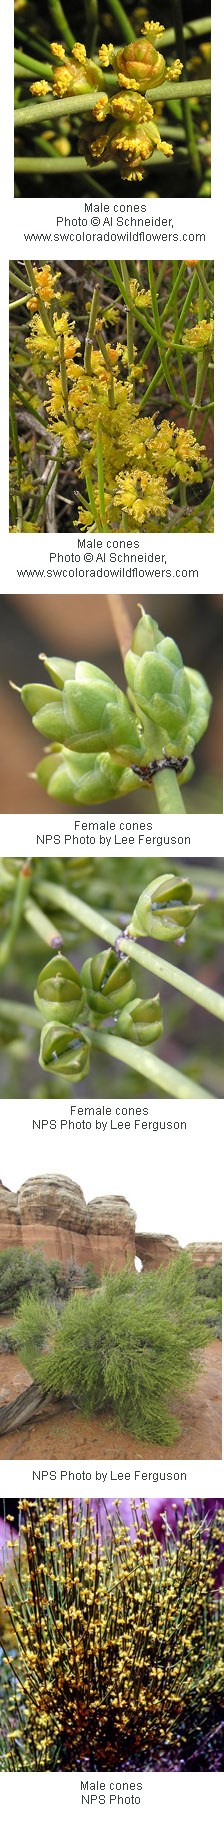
[0,1246,89,1314]
[195,1263,222,1338]
[12,1293,56,1380]
[195,1262,222,1301]
[0,1246,67,1314]
[83,1261,100,1289]
[12,1256,217,1445]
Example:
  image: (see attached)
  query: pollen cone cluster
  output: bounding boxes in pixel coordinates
[30,22,182,182]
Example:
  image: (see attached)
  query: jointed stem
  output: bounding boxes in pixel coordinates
[84,0,99,55]
[14,50,53,79]
[105,0,135,43]
[153,768,185,815]
[171,0,202,185]
[47,0,75,52]
[82,1026,208,1100]
[84,285,100,374]
[15,78,210,130]
[0,999,41,1030]
[0,865,32,974]
[36,883,224,1027]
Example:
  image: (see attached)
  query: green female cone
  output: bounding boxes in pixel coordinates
[125,633,192,750]
[21,657,143,760]
[129,874,199,941]
[39,1021,91,1081]
[81,948,136,1016]
[124,610,212,757]
[129,608,163,656]
[185,667,212,747]
[35,749,145,804]
[34,952,86,1023]
[117,994,162,1046]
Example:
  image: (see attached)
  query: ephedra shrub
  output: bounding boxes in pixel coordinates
[9,258,214,533]
[0,1498,223,1770]
[12,1254,217,1444]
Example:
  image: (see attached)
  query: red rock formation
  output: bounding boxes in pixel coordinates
[0,1177,136,1272]
[186,1242,222,1268]
[0,1179,221,1276]
[136,1233,180,1270]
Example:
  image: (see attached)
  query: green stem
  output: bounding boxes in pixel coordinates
[139,270,199,411]
[96,332,115,404]
[172,259,190,409]
[96,422,109,531]
[84,0,99,56]
[85,1027,208,1100]
[145,78,210,103]
[15,91,104,128]
[171,1,202,184]
[0,999,41,1030]
[59,333,70,422]
[121,286,136,395]
[147,260,179,399]
[84,466,101,530]
[36,451,61,521]
[189,349,210,430]
[15,156,116,175]
[106,0,135,43]
[10,267,32,293]
[194,263,214,308]
[156,19,211,48]
[9,399,21,486]
[138,261,186,375]
[15,78,210,130]
[15,24,53,52]
[36,884,224,1026]
[188,270,211,429]
[153,768,186,815]
[199,479,214,520]
[47,0,75,52]
[9,292,33,309]
[14,49,53,78]
[120,936,224,1027]
[0,865,32,974]
[84,284,100,373]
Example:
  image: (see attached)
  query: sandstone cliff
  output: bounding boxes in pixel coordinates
[0,1177,221,1276]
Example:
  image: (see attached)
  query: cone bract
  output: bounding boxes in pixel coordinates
[39,1021,91,1080]
[35,749,142,804]
[125,615,212,759]
[81,948,136,1015]
[22,658,143,760]
[115,38,166,92]
[117,993,162,1045]
[129,874,199,941]
[34,952,86,1023]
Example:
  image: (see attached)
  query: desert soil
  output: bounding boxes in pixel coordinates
[0,1341,221,1460]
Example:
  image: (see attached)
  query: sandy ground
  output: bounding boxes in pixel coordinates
[0,1341,221,1460]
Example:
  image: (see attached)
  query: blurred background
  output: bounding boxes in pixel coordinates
[0,592,222,815]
